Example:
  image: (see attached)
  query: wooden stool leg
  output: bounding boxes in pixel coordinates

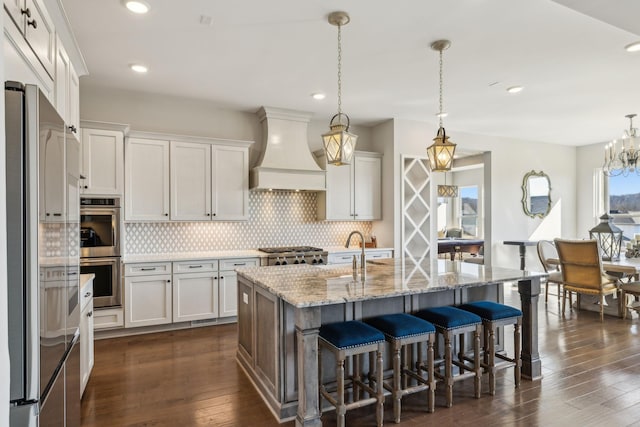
[473,325,481,399]
[427,334,435,413]
[444,331,453,408]
[483,323,490,366]
[337,358,346,427]
[487,323,496,396]
[392,343,401,423]
[353,353,361,402]
[458,333,465,376]
[514,319,522,388]
[376,348,384,427]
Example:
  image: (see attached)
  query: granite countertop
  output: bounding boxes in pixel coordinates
[123,250,266,263]
[236,258,546,308]
[80,273,94,289]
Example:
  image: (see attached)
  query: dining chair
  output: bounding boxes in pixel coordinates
[536,240,567,304]
[554,238,621,321]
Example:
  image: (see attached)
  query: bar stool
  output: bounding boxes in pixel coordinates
[414,306,482,407]
[319,320,385,427]
[365,313,436,423]
[458,301,522,395]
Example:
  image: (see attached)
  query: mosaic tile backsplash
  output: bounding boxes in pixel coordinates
[125,191,373,254]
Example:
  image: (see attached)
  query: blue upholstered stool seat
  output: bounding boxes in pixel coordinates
[457,301,523,396]
[318,320,385,427]
[414,306,482,329]
[366,313,435,339]
[458,301,522,321]
[413,306,483,407]
[364,313,437,422]
[319,320,385,349]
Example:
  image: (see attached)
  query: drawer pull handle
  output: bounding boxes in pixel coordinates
[220,276,224,279]
[233,263,246,266]
[27,19,37,29]
[84,292,92,297]
[87,311,93,317]
[140,267,156,271]
[188,265,202,269]
[21,8,31,17]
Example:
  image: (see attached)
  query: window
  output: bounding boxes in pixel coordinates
[608,174,640,240]
[459,186,478,237]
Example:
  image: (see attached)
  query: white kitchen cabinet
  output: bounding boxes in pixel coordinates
[125,137,170,221]
[79,276,94,397]
[170,141,211,221]
[218,257,259,318]
[4,0,55,77]
[54,36,80,134]
[93,307,123,330]
[124,272,172,328]
[39,128,65,222]
[317,151,382,221]
[170,141,249,221]
[4,7,54,102]
[80,127,125,195]
[173,271,219,322]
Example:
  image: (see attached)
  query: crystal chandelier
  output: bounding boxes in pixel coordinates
[426,39,457,172]
[603,114,639,177]
[322,11,358,166]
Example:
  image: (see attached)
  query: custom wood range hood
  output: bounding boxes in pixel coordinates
[250,106,326,191]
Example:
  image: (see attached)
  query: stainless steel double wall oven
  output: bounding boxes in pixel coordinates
[80,197,122,308]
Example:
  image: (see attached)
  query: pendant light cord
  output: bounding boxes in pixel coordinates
[337,23,342,117]
[438,48,444,129]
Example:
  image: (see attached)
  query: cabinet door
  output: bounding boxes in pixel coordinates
[80,300,93,397]
[54,37,69,123]
[24,0,55,77]
[170,141,211,221]
[80,128,124,195]
[124,275,172,328]
[212,145,249,220]
[219,271,238,318]
[4,0,25,29]
[125,138,170,221]
[324,162,354,220]
[353,155,382,220]
[68,65,80,132]
[172,272,218,322]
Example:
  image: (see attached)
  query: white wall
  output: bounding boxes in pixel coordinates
[80,85,373,168]
[372,118,578,270]
[1,11,10,425]
[576,141,605,238]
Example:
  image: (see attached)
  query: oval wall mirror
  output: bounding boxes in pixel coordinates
[521,170,551,218]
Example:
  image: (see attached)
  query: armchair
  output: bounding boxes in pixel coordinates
[554,238,621,321]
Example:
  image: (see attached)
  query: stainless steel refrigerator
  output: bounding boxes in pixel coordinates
[6,81,81,426]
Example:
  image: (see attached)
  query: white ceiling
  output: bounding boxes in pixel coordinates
[60,0,640,146]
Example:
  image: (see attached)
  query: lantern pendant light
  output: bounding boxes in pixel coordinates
[426,39,457,172]
[322,11,358,166]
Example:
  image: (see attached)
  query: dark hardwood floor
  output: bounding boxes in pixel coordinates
[81,286,640,427]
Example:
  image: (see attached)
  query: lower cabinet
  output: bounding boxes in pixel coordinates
[80,276,94,397]
[123,257,259,328]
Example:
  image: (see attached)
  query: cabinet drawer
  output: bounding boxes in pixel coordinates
[94,307,124,330]
[220,257,259,271]
[124,262,172,276]
[173,260,217,274]
[328,253,357,265]
[80,280,93,312]
[367,250,393,260]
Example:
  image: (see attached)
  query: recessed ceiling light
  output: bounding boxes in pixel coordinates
[506,86,523,94]
[312,93,326,100]
[130,64,148,73]
[123,0,150,14]
[625,41,640,52]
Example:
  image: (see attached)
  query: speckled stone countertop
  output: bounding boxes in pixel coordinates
[237,258,545,308]
[123,250,265,263]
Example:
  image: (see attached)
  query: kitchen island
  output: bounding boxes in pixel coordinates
[236,258,544,427]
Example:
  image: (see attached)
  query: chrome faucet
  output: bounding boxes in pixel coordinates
[345,231,366,279]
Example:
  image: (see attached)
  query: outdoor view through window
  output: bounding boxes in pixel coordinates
[609,174,640,240]
[460,186,478,237]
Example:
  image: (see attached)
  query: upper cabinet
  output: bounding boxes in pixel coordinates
[125,132,253,222]
[170,141,250,221]
[317,151,382,221]
[125,137,170,221]
[80,124,126,196]
[54,36,79,133]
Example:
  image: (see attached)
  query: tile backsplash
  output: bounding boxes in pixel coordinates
[124,191,373,254]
